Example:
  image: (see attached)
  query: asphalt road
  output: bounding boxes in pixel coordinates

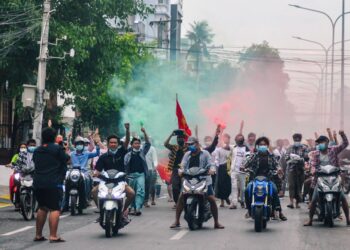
[1,194,350,250]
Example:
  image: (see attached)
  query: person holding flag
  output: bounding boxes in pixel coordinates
[164,96,192,206]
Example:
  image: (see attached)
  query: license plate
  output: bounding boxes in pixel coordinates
[186,198,193,205]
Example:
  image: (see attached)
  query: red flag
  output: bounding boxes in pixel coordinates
[176,97,192,137]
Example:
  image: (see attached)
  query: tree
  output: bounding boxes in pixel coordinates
[0,0,153,138]
[237,41,295,136]
[186,21,214,75]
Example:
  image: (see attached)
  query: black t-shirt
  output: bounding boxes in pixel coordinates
[257,154,269,176]
[189,153,200,169]
[174,149,185,168]
[33,143,69,189]
[129,153,145,174]
[95,147,127,173]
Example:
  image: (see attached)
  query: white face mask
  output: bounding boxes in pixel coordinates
[132,148,141,153]
[20,148,27,153]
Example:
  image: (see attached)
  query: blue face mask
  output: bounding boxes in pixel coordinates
[76,145,84,151]
[27,146,36,153]
[318,143,327,151]
[257,145,268,153]
[294,142,301,147]
[188,145,197,153]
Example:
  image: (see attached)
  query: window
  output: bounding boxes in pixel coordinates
[158,0,169,4]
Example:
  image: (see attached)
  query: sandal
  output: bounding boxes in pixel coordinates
[33,236,47,242]
[279,214,288,221]
[49,238,65,243]
[170,223,181,229]
[214,224,225,229]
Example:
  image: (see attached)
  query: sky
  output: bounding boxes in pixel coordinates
[182,0,350,126]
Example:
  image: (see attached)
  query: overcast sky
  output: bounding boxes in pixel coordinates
[183,0,348,50]
[182,0,350,117]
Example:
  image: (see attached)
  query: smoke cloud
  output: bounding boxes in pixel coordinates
[109,44,308,146]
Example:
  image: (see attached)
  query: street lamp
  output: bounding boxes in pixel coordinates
[289,3,350,124]
[292,36,350,126]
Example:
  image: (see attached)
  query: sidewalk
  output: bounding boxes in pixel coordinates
[0,165,11,204]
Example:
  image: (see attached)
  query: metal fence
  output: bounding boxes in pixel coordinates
[0,123,12,149]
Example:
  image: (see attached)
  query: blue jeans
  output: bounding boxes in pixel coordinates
[129,172,145,210]
[144,170,157,203]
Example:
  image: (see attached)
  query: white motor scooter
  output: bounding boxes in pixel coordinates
[98,169,127,237]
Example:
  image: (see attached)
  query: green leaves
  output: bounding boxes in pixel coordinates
[0,0,153,135]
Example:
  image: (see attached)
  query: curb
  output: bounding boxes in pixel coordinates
[0,195,11,204]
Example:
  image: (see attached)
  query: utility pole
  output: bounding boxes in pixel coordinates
[170,4,182,61]
[33,0,51,145]
[340,0,345,129]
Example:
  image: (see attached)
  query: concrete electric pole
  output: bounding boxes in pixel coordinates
[340,0,345,129]
[33,0,51,145]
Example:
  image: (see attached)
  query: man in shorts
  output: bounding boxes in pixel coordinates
[33,128,70,243]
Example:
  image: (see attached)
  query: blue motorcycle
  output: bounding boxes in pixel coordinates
[247,176,273,232]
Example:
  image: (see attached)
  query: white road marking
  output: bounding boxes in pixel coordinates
[1,226,34,236]
[158,195,168,199]
[170,229,189,240]
[1,206,98,237]
[60,214,70,219]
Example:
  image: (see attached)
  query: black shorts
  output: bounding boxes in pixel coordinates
[35,188,63,211]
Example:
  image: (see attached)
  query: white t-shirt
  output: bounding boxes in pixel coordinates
[231,146,247,173]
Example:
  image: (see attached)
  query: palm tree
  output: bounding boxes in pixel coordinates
[186,21,214,74]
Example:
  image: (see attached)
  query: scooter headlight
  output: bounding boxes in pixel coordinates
[14,173,20,180]
[194,182,206,192]
[183,181,191,192]
[70,170,80,182]
[318,180,331,192]
[98,184,108,198]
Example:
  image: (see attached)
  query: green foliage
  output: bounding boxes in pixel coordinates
[0,0,153,136]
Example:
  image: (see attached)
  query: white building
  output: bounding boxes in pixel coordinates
[129,0,183,60]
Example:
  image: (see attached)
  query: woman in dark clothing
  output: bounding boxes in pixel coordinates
[214,134,232,207]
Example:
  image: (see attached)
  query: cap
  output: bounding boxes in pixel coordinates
[74,136,84,143]
[315,135,329,143]
[186,136,199,144]
[83,138,90,144]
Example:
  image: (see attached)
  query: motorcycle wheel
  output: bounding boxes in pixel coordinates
[325,202,334,227]
[70,196,77,216]
[105,210,115,238]
[78,195,83,214]
[20,193,33,221]
[254,206,263,232]
[186,203,199,231]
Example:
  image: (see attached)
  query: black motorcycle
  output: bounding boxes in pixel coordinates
[182,167,212,230]
[65,166,85,215]
[340,160,350,194]
[18,163,36,220]
[316,165,342,227]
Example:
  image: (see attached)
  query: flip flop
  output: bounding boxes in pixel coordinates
[33,237,47,242]
[50,238,65,243]
[214,224,225,229]
[170,223,181,229]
